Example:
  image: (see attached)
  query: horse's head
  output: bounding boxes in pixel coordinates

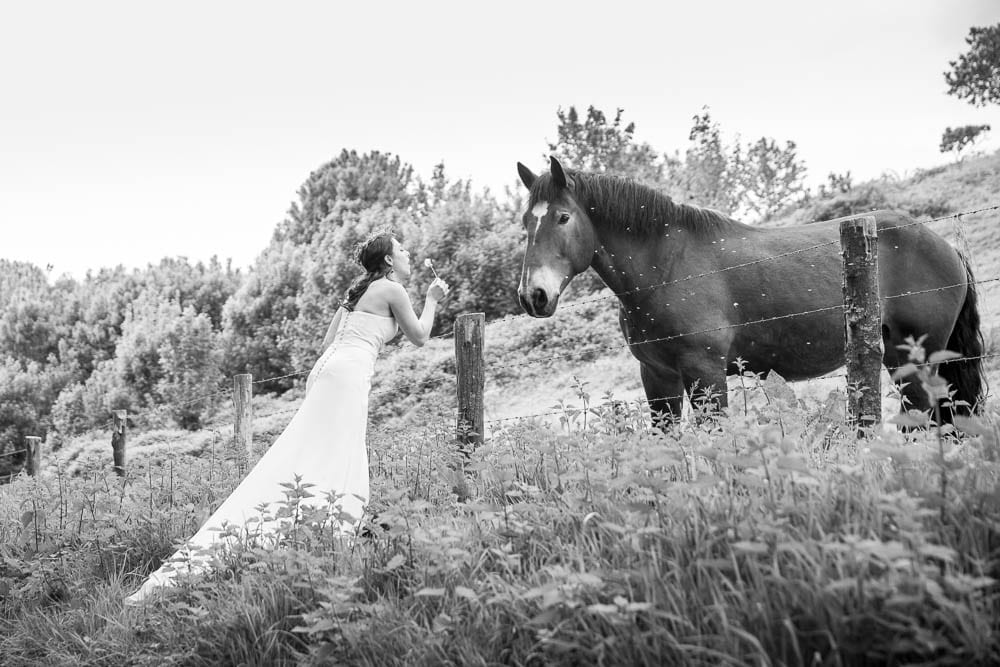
[515,156,597,317]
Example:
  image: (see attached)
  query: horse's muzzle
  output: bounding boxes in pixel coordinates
[519,287,556,317]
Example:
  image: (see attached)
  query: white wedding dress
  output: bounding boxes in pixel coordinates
[126,310,398,603]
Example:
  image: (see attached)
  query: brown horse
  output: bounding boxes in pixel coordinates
[516,156,984,425]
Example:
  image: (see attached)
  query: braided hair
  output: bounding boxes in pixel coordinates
[342,230,395,311]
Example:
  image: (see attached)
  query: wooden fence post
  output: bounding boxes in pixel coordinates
[840,215,883,436]
[233,373,253,468]
[455,313,485,450]
[111,410,127,476]
[25,436,42,476]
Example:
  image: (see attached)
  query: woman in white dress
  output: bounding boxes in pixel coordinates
[126,231,450,603]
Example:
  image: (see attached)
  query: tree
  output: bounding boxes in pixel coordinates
[945,24,1000,107]
[0,357,72,473]
[61,297,223,431]
[0,260,48,311]
[825,171,853,197]
[276,149,416,245]
[667,108,747,214]
[405,192,524,330]
[547,106,666,185]
[155,306,223,429]
[0,299,60,365]
[743,137,808,220]
[940,124,992,160]
[663,108,807,221]
[220,241,307,393]
[139,256,241,330]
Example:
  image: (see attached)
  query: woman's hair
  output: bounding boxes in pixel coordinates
[342,230,396,310]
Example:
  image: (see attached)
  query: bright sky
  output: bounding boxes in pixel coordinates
[2,0,998,280]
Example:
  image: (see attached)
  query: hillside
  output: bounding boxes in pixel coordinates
[773,149,1000,331]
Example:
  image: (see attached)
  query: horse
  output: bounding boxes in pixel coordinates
[515,156,985,426]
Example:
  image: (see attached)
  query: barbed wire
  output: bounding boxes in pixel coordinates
[251,370,310,386]
[9,205,996,470]
[37,267,1000,455]
[76,204,1000,430]
[371,374,453,398]
[479,203,1000,332]
[488,274,1000,374]
[486,350,1000,427]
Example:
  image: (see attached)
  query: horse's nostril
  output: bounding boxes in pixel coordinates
[531,288,548,310]
[518,293,532,314]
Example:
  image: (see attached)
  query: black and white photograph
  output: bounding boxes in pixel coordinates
[1,1,998,664]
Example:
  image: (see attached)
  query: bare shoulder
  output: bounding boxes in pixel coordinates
[367,279,407,300]
[357,278,411,313]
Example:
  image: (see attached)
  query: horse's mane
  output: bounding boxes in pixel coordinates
[529,169,741,239]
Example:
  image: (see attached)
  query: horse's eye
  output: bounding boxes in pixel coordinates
[557,212,571,224]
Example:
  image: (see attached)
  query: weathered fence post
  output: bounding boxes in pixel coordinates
[455,313,485,450]
[111,410,127,476]
[840,215,883,436]
[25,436,42,476]
[233,373,253,468]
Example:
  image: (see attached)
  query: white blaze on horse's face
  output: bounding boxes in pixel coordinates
[530,201,549,244]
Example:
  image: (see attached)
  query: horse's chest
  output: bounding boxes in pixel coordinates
[618,300,724,363]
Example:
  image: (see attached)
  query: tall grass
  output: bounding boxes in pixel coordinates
[2,370,997,665]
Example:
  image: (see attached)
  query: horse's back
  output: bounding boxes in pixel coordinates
[747,210,967,370]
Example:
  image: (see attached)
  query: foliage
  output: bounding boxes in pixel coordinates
[743,136,809,220]
[2,368,999,665]
[0,358,72,477]
[219,241,307,394]
[0,299,60,367]
[678,109,809,222]
[800,183,894,222]
[0,260,48,311]
[668,107,748,214]
[154,306,224,429]
[56,298,225,434]
[941,124,992,160]
[817,170,854,198]
[547,106,666,186]
[404,188,525,332]
[945,24,1000,107]
[276,149,416,245]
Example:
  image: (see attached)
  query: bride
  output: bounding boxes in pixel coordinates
[126,230,450,603]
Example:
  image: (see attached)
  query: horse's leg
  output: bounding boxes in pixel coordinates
[882,325,933,415]
[681,357,729,419]
[640,363,685,430]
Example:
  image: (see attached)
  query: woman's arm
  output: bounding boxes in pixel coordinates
[319,306,346,352]
[385,281,440,347]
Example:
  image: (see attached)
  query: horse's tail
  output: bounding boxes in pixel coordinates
[939,252,987,418]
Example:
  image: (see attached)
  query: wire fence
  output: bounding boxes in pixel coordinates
[4,204,999,472]
[485,350,1000,426]
[487,275,1000,375]
[120,203,1000,426]
[477,204,1000,332]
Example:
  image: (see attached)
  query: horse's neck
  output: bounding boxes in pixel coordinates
[591,232,685,303]
[588,197,744,303]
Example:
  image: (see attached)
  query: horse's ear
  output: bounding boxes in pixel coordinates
[517,162,536,190]
[549,156,572,190]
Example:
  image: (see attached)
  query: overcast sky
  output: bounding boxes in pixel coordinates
[2,0,998,280]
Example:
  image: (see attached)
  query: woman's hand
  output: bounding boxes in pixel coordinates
[427,277,450,302]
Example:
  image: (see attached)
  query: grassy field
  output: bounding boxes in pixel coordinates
[2,152,1000,665]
